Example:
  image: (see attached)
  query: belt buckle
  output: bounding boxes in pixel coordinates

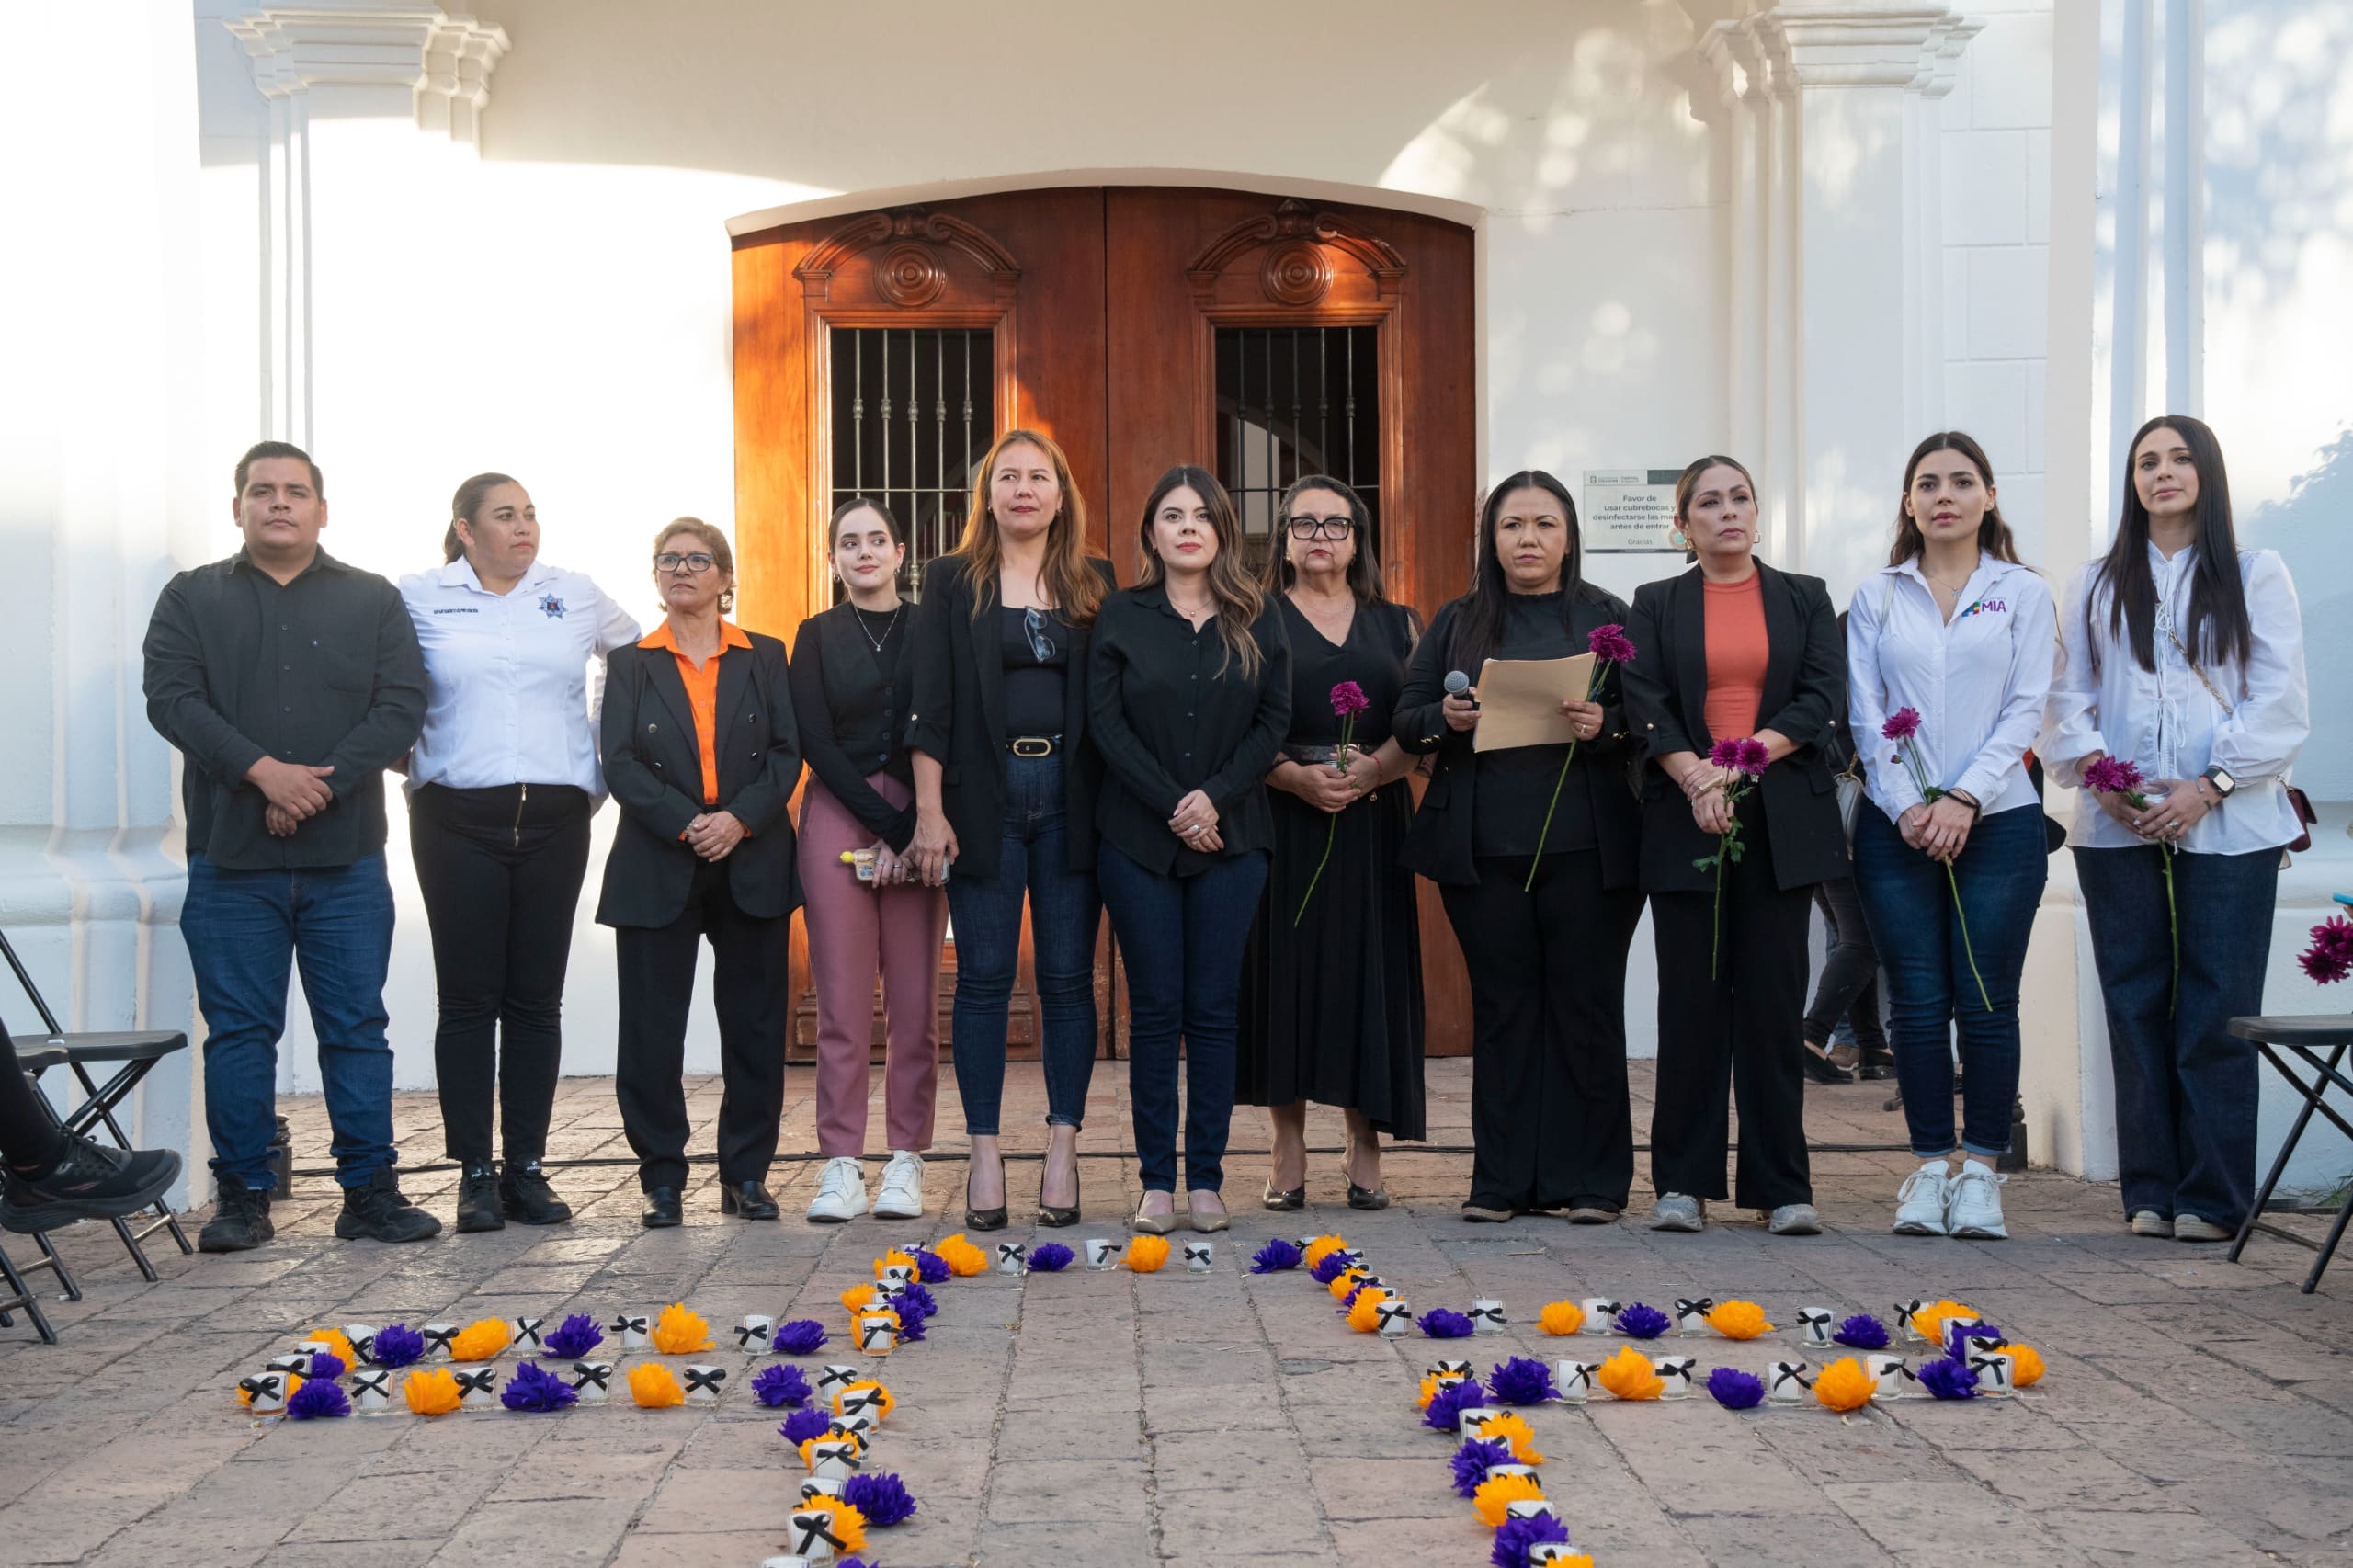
[1011,736,1052,758]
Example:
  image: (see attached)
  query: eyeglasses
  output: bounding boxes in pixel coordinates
[1284,516,1355,541]
[654,551,717,574]
[1021,605,1056,664]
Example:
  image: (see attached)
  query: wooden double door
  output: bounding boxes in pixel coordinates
[731,185,1476,1054]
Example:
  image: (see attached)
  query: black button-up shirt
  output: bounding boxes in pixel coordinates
[1086,582,1291,874]
[142,549,426,870]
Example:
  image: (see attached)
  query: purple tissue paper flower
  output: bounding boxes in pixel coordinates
[837,1559,873,1568]
[544,1313,603,1360]
[1588,622,1637,665]
[842,1471,919,1527]
[751,1363,812,1409]
[1418,1308,1475,1339]
[781,1406,834,1444]
[1487,1356,1561,1405]
[773,1319,828,1356]
[1833,1313,1890,1350]
[370,1324,425,1369]
[304,1350,346,1381]
[1491,1512,1573,1568]
[1943,1319,2003,1360]
[1029,1242,1075,1272]
[285,1378,351,1420]
[1918,1356,1980,1400]
[1309,1250,1358,1286]
[1250,1238,1302,1274]
[1450,1435,1513,1498]
[891,1281,939,1321]
[1613,1302,1672,1340]
[1423,1377,1488,1433]
[500,1361,578,1414]
[1706,1367,1766,1410]
[911,1247,951,1284]
[1336,1282,1372,1313]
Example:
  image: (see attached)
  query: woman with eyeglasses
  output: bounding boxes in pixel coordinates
[1091,466,1291,1234]
[906,428,1114,1231]
[597,519,801,1228]
[1236,476,1424,1211]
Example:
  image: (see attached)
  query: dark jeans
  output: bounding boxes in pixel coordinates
[182,851,397,1191]
[1440,851,1645,1211]
[1804,877,1885,1052]
[1097,842,1269,1193]
[613,858,790,1191]
[945,752,1100,1136]
[1854,803,2047,1157]
[2075,842,2279,1228]
[0,1021,65,1171]
[410,783,592,1167]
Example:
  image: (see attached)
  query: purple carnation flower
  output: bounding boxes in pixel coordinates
[1418,1308,1475,1339]
[751,1363,812,1409]
[304,1350,346,1381]
[2300,915,2353,984]
[285,1378,351,1420]
[1881,706,1923,743]
[1423,1377,1488,1433]
[1029,1242,1075,1272]
[780,1406,834,1444]
[2083,756,2145,798]
[1491,1512,1573,1568]
[1309,1250,1357,1286]
[1706,1367,1766,1410]
[1613,1302,1672,1340]
[500,1361,578,1414]
[1588,622,1637,665]
[1331,680,1371,719]
[543,1313,603,1360]
[842,1471,918,1527]
[1450,1436,1513,1499]
[1832,1313,1890,1350]
[1918,1355,1980,1400]
[773,1319,828,1356]
[370,1324,425,1369]
[911,1247,951,1284]
[1487,1356,1560,1405]
[1249,1238,1302,1274]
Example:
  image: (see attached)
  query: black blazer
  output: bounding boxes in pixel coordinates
[1621,562,1848,894]
[905,554,1117,880]
[596,631,802,927]
[790,601,917,852]
[1394,585,1643,889]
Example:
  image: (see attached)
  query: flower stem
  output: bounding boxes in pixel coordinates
[1293,817,1336,926]
[1711,838,1726,980]
[1524,742,1579,892]
[2163,844,2178,1018]
[1944,861,1992,1010]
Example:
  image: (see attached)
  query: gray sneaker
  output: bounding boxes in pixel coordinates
[1767,1203,1823,1236]
[2129,1210,2174,1237]
[2173,1214,2231,1244]
[1650,1193,1704,1232]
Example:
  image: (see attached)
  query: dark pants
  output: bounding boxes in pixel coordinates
[945,752,1100,1136]
[183,851,396,1190]
[1648,803,1815,1210]
[410,783,591,1167]
[1097,842,1269,1194]
[1855,803,2048,1156]
[2075,842,2279,1229]
[0,1021,64,1171]
[1804,877,1885,1051]
[1441,851,1645,1211]
[614,858,790,1192]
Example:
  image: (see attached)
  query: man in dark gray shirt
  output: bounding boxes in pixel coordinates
[143,441,439,1251]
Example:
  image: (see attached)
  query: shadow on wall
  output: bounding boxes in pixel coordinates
[2244,428,2352,801]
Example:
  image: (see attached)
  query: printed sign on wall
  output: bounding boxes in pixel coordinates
[1582,470,1684,552]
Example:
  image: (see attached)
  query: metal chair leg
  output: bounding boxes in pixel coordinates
[0,1244,57,1344]
[2230,1040,2330,1263]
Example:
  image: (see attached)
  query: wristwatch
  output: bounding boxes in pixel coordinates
[2200,765,2238,799]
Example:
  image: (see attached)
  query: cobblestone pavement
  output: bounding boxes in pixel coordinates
[3,1060,2350,1568]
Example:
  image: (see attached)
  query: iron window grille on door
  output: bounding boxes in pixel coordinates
[1213,324,1381,573]
[829,326,995,600]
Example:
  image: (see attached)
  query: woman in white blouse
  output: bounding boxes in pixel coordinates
[2042,415,2309,1244]
[401,474,640,1234]
[1847,432,2055,1242]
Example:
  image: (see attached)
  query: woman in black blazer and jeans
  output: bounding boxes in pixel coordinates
[1622,456,1847,1236]
[597,518,801,1228]
[1396,472,1645,1223]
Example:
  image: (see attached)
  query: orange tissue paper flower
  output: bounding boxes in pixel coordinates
[841,1283,881,1315]
[1416,1374,1449,1410]
[404,1369,460,1415]
[1344,1288,1392,1333]
[1597,1345,1665,1402]
[1300,1234,1347,1268]
[1909,1299,1978,1346]
[1469,1410,1543,1464]
[302,1327,358,1368]
[1327,1265,1372,1301]
[1813,1356,1877,1413]
[873,1248,918,1281]
[801,1496,868,1555]
[2006,1343,2046,1387]
[652,1303,714,1355]
[933,1233,989,1276]
[449,1318,511,1362]
[629,1362,685,1408]
[1124,1233,1171,1272]
[1705,1300,1773,1340]
[1538,1301,1586,1336]
[1471,1471,1546,1528]
[240,1371,303,1408]
[838,1378,895,1420]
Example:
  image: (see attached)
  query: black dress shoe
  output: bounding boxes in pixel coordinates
[1037,1168,1081,1229]
[719,1180,779,1221]
[641,1187,683,1228]
[1802,1042,1856,1085]
[963,1170,1007,1233]
[1262,1179,1305,1212]
[455,1165,506,1233]
[1347,1182,1392,1211]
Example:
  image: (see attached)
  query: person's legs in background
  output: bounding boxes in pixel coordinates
[1017,755,1098,1217]
[0,1018,181,1235]
[1097,844,1185,1215]
[180,853,295,1251]
[1173,852,1268,1220]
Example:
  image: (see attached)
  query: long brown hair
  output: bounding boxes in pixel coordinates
[443,472,519,563]
[1889,432,2021,567]
[1139,465,1265,679]
[950,427,1104,627]
[1445,471,1585,677]
[1260,473,1390,604]
[2090,415,2251,673]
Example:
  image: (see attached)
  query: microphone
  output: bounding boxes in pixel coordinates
[1444,670,1477,710]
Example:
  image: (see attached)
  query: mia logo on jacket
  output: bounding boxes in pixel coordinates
[1957,597,2007,619]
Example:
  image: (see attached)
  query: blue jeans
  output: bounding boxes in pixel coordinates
[1097,842,1269,1194]
[1853,803,2046,1157]
[945,753,1101,1135]
[182,852,398,1190]
[2075,842,2279,1228]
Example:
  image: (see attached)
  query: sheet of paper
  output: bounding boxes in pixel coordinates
[1471,653,1596,753]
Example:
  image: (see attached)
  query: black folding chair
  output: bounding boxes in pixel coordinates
[0,931,194,1279]
[2227,1013,2353,1294]
[0,1043,84,1344]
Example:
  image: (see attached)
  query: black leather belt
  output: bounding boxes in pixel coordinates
[1007,735,1061,757]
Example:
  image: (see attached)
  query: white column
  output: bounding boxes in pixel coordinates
[1701,25,1769,470]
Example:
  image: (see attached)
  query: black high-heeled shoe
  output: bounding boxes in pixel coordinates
[964,1162,1007,1233]
[1263,1179,1305,1211]
[1038,1169,1081,1229]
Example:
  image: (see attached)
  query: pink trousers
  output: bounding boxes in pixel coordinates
[795,773,948,1157]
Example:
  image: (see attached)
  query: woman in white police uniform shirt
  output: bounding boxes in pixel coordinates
[402,473,640,1234]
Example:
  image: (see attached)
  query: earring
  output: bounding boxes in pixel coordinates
[1667,529,1687,551]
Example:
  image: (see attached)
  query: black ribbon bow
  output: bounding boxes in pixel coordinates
[239,1374,286,1403]
[513,1318,544,1347]
[790,1516,847,1553]
[813,1441,862,1472]
[454,1369,496,1398]
[1771,1364,1813,1392]
[1562,1363,1595,1389]
[351,1371,391,1399]
[1593,1301,1623,1320]
[735,1323,770,1349]
[571,1363,612,1392]
[997,1244,1026,1262]
[1432,1359,1472,1379]
[1469,1305,1505,1324]
[267,1355,308,1374]
[1674,1297,1715,1323]
[818,1364,858,1389]
[1658,1358,1697,1382]
[348,1334,377,1363]
[422,1325,457,1352]
[611,1314,648,1336]
[1375,1301,1412,1329]
[840,1389,881,1415]
[1966,1350,2008,1381]
[683,1368,726,1396]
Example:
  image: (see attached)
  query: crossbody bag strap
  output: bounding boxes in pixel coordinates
[2163,622,2236,719]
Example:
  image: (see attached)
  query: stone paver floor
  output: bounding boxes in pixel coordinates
[3,1060,2351,1568]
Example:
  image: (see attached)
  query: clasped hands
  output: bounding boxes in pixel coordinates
[1169,788,1223,852]
[251,756,336,838]
[2092,771,2214,844]
[683,810,746,861]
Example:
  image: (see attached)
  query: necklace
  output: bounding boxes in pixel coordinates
[849,600,903,653]
[1924,572,1970,596]
[1169,594,1215,623]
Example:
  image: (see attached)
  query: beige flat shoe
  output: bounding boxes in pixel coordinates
[1131,1202,1178,1235]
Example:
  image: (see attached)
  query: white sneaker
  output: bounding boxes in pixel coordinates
[1945,1160,2008,1240]
[805,1157,868,1223]
[1893,1160,1951,1236]
[871,1150,926,1221]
